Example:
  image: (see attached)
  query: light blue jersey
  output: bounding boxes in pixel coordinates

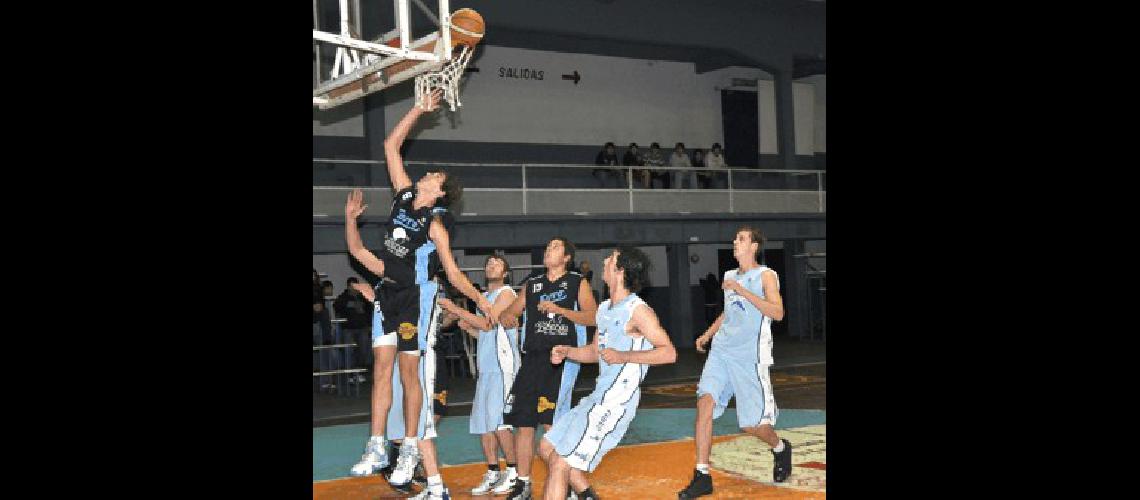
[698,265,782,428]
[470,286,521,434]
[712,266,778,364]
[544,293,654,472]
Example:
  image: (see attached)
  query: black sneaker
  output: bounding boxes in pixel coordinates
[772,438,793,483]
[413,461,428,486]
[506,479,532,500]
[677,470,713,499]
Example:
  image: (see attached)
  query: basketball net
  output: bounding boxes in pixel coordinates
[415,44,473,112]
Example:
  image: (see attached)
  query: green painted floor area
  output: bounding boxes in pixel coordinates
[314,408,825,482]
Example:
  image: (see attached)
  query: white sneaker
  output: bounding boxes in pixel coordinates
[387,441,421,486]
[410,486,451,499]
[491,467,519,494]
[348,439,389,476]
[471,470,502,494]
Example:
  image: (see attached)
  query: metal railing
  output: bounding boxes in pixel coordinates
[313,159,825,216]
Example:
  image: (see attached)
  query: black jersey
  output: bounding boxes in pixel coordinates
[521,270,586,354]
[376,187,455,288]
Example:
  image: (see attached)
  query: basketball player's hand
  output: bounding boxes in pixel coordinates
[476,297,496,322]
[351,282,376,302]
[722,278,742,293]
[423,88,444,112]
[599,348,626,364]
[551,345,571,365]
[345,189,368,219]
[695,332,713,353]
[498,312,519,329]
[537,301,563,316]
[437,297,457,312]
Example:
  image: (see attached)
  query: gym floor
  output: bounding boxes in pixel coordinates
[313,341,825,498]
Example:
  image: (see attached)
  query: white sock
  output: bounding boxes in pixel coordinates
[369,435,385,444]
[772,440,785,453]
[427,474,444,494]
[403,437,419,448]
[696,464,710,475]
[519,476,530,482]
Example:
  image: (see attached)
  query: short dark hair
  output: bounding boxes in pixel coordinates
[614,246,651,293]
[551,236,576,267]
[650,142,660,149]
[712,143,722,150]
[604,142,615,148]
[675,142,685,150]
[321,280,333,289]
[436,170,463,208]
[346,277,359,286]
[735,225,765,261]
[628,142,638,148]
[484,252,512,286]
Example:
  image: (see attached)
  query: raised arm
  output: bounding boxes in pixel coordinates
[344,189,386,277]
[724,270,784,321]
[599,304,677,366]
[441,287,517,332]
[383,89,442,191]
[536,279,597,327]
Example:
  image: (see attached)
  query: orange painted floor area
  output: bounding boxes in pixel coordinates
[314,435,824,499]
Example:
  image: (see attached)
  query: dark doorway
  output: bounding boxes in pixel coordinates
[721,90,759,167]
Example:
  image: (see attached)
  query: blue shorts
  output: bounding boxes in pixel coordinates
[696,351,778,428]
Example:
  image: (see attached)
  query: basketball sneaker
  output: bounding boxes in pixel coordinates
[772,438,793,483]
[348,438,389,476]
[471,470,502,494]
[410,486,451,499]
[677,470,713,499]
[386,441,422,489]
[490,467,518,494]
[506,479,532,500]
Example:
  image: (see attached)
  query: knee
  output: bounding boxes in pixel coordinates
[538,438,554,458]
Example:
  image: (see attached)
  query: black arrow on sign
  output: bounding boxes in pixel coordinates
[561,70,580,85]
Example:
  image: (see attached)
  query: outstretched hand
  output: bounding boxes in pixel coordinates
[345,189,368,219]
[422,88,444,112]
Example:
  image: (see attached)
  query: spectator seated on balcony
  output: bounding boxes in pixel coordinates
[705,143,728,189]
[593,142,622,188]
[623,143,649,188]
[691,148,709,189]
[643,142,667,189]
[670,142,698,189]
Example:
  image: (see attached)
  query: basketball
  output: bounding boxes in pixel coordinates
[449,8,485,48]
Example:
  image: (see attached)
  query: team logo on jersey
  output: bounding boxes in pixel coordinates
[537,396,556,413]
[560,281,568,289]
[533,282,543,293]
[433,390,448,406]
[399,322,418,340]
[401,191,413,201]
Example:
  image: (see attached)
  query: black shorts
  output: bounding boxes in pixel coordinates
[503,350,566,428]
[376,284,430,353]
[432,345,449,417]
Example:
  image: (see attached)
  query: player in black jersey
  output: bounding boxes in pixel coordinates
[495,237,597,500]
[343,90,494,498]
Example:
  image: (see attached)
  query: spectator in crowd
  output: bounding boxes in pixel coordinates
[593,142,621,188]
[313,269,325,345]
[643,142,667,188]
[623,143,649,188]
[691,148,708,188]
[335,277,373,384]
[670,142,698,189]
[705,143,728,188]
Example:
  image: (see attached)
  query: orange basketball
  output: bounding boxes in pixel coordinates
[449,8,485,48]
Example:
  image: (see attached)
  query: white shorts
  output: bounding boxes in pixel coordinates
[373,331,397,348]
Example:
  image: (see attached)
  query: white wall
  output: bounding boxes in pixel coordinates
[793,82,815,155]
[796,74,826,153]
[382,46,758,149]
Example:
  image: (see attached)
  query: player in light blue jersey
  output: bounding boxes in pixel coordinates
[679,226,790,499]
[540,246,677,500]
[437,253,523,495]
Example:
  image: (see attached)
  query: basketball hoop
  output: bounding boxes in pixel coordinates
[415,44,473,112]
